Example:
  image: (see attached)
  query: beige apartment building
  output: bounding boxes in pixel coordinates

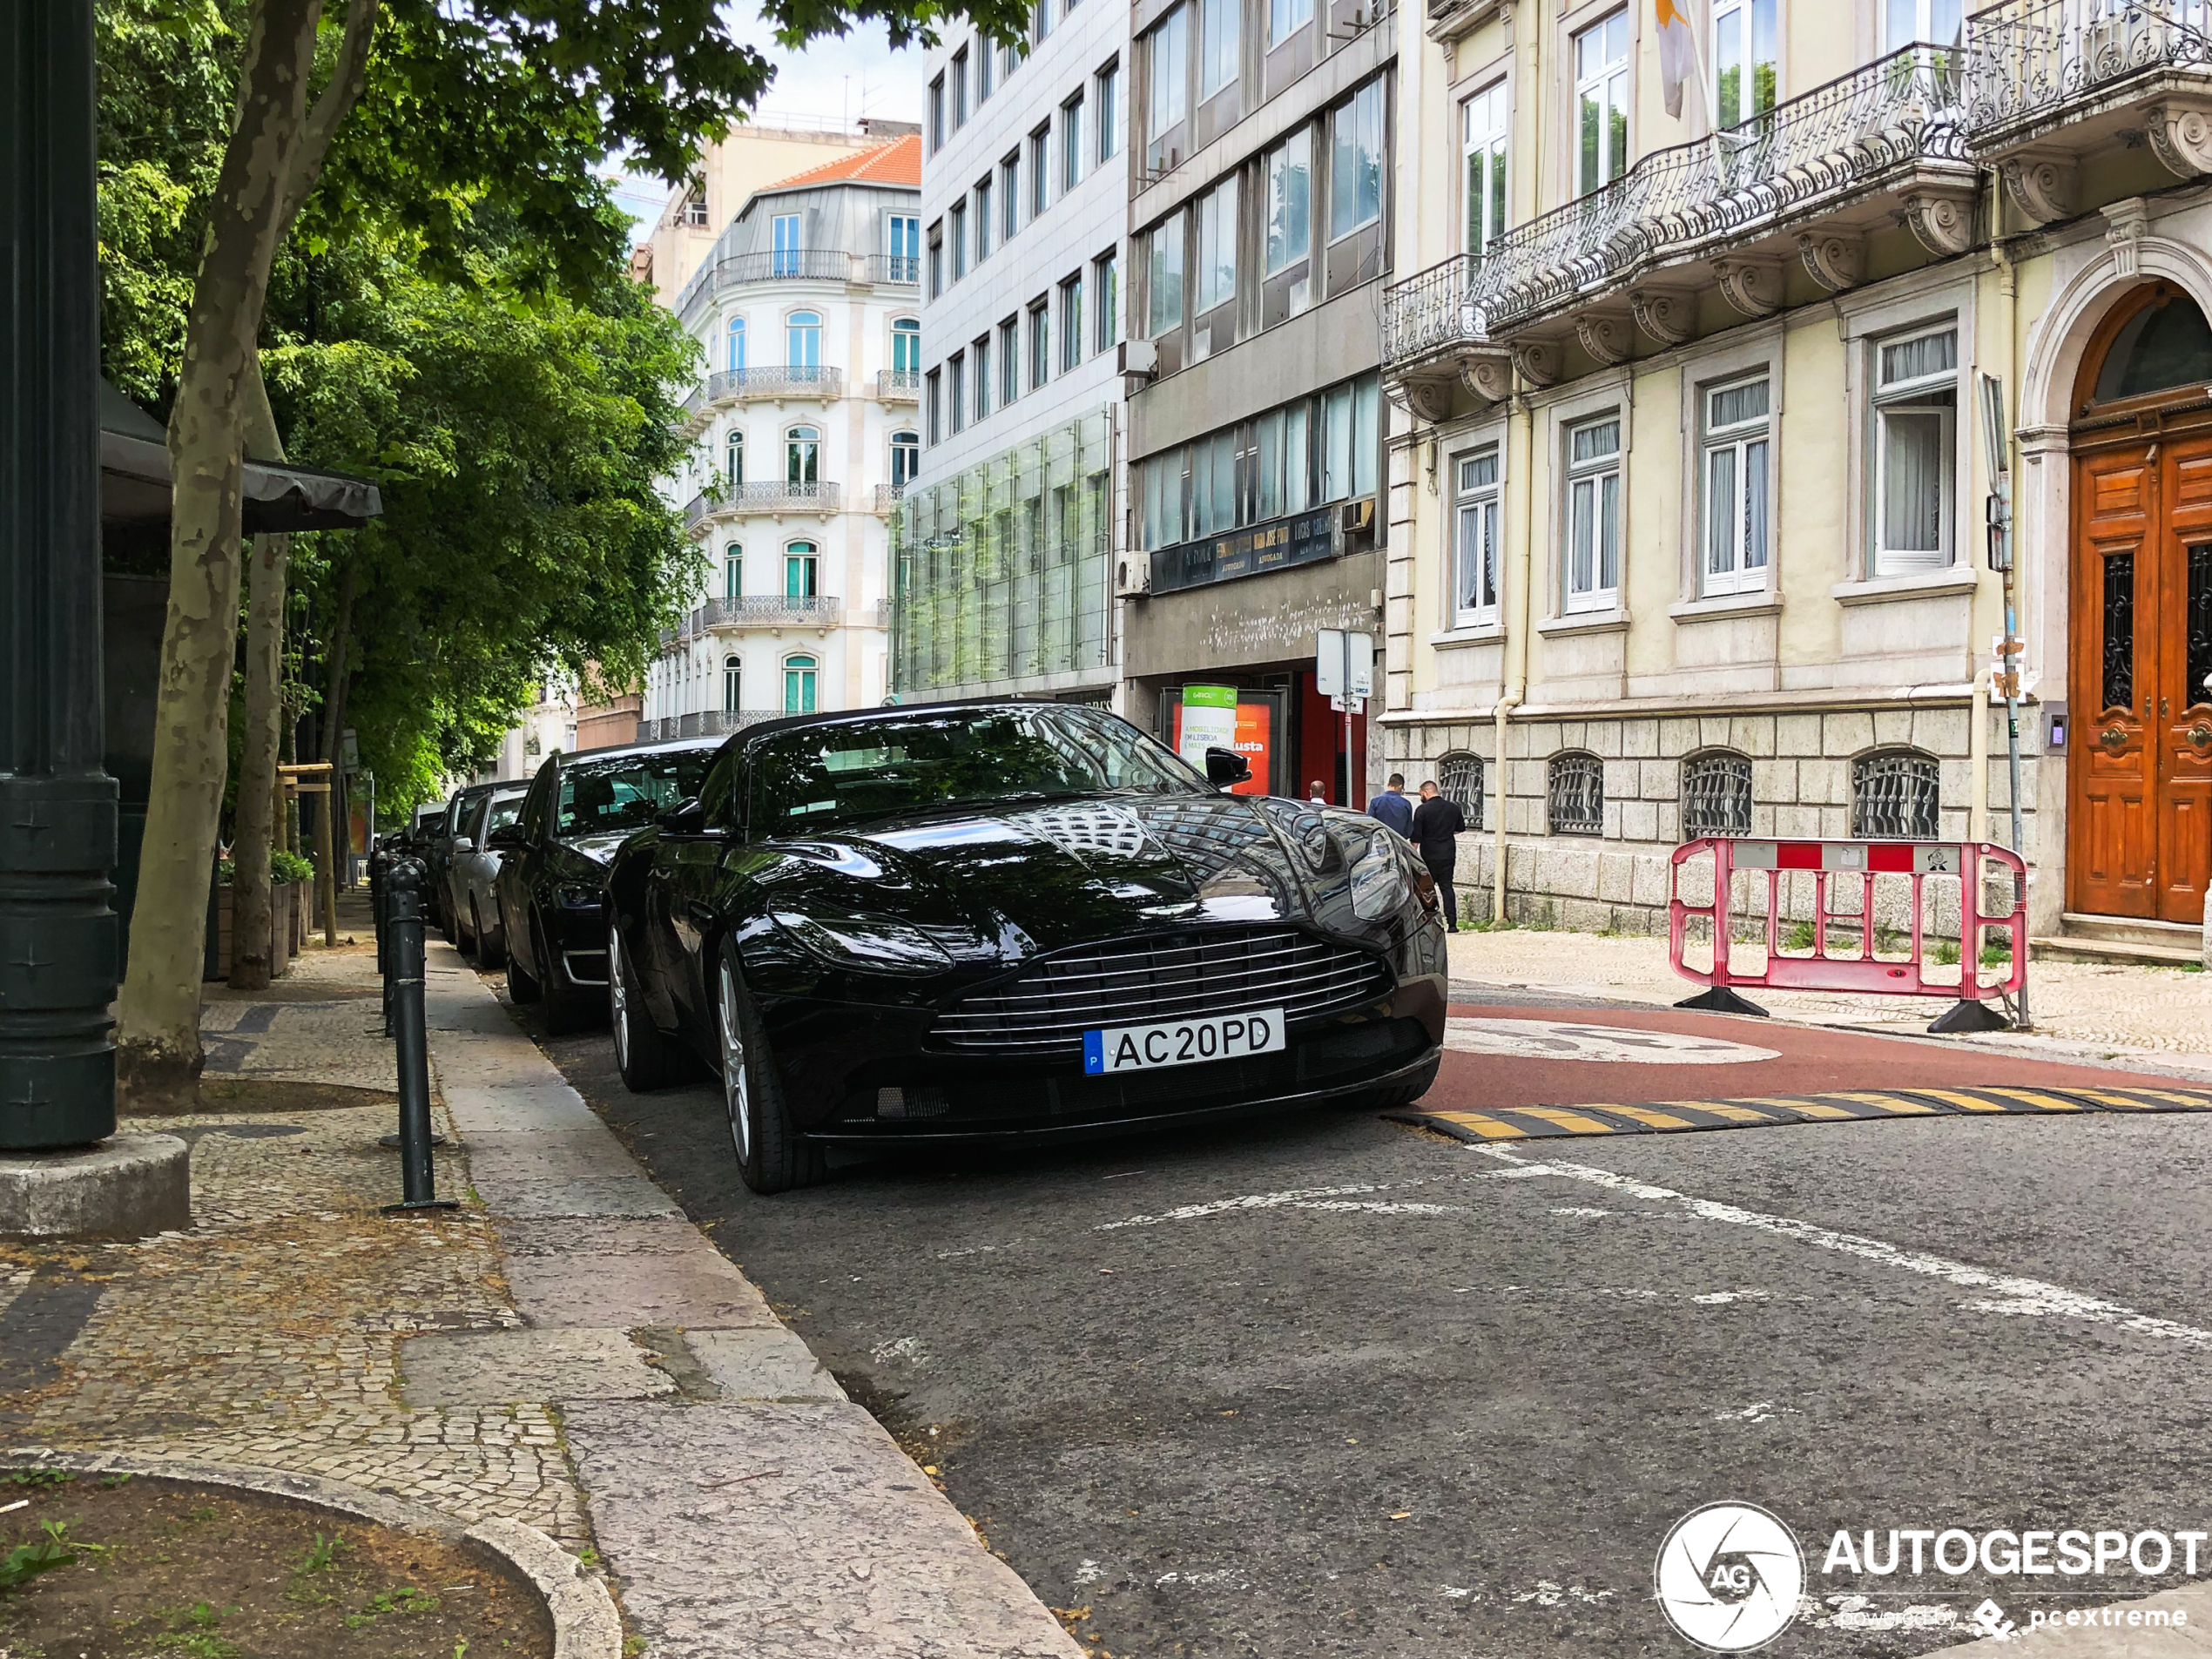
[1379,0,2212,956]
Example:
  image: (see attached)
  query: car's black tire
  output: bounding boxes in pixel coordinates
[610,925,691,1091]
[534,913,594,1035]
[475,898,506,968]
[441,891,459,947]
[1335,1053,1442,1113]
[714,940,823,1194]
[504,901,541,1002]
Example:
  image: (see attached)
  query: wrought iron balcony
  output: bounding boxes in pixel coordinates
[684,481,844,533]
[865,253,922,287]
[644,710,786,742]
[871,483,907,516]
[691,594,845,630]
[1382,46,1977,400]
[1964,0,2212,219]
[704,365,845,403]
[875,368,921,401]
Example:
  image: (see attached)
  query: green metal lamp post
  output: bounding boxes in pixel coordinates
[1,0,120,1150]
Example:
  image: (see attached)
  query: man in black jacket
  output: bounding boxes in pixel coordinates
[1411,780,1467,932]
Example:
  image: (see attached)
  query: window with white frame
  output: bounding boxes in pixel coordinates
[1062,95,1084,191]
[973,334,992,422]
[786,311,820,368]
[1269,0,1313,45]
[723,548,743,600]
[1329,79,1385,241]
[952,48,968,128]
[723,656,742,713]
[948,352,966,434]
[979,36,994,102]
[772,212,802,277]
[1001,153,1020,240]
[1713,0,1778,129]
[1453,447,1502,626]
[1095,251,1119,351]
[1059,274,1083,373]
[925,368,941,443]
[784,542,819,599]
[887,214,920,281]
[1149,5,1189,141]
[891,429,920,489]
[786,424,819,484]
[1871,323,1958,576]
[1700,374,1770,595]
[1574,11,1630,195]
[1196,178,1238,315]
[1199,0,1238,100]
[725,428,744,486]
[726,315,746,372]
[974,178,992,262]
[1564,415,1622,613]
[892,316,921,375]
[998,316,1019,405]
[1029,125,1050,217]
[950,201,968,282]
[1462,81,1508,258]
[1028,298,1050,389]
[1882,0,1962,51]
[1265,128,1312,277]
[783,653,818,714]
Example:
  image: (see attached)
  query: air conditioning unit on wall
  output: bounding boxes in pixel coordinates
[1116,557,1152,597]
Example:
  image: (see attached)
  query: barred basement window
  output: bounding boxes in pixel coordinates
[1681,750,1752,838]
[1438,752,1484,831]
[1851,749,1940,840]
[1548,752,1603,836]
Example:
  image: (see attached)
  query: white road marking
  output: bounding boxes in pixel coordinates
[1474,1146,2212,1351]
[1444,1017,1781,1065]
[1548,1206,1615,1217]
[867,1335,928,1366]
[1507,1581,1616,1607]
[1096,1169,1548,1231]
[1154,1568,1249,1589]
[1074,1559,1103,1585]
[1712,1400,1802,1423]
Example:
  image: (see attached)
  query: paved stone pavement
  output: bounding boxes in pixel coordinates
[1445,928,2212,1076]
[0,931,588,1550]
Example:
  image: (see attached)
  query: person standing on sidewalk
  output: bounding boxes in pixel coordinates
[1411,780,1467,932]
[1366,773,1413,837]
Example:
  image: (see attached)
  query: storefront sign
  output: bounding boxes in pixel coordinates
[1149,507,1339,596]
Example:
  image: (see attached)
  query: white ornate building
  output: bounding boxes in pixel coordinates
[641,132,924,738]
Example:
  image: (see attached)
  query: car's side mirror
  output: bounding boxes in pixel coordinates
[486,823,526,850]
[658,798,708,837]
[1204,747,1252,791]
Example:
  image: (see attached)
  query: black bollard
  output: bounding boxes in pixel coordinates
[380,857,455,1215]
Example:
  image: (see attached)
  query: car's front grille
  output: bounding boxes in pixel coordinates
[933,929,1392,1057]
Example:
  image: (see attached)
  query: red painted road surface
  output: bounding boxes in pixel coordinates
[1426,1001,2197,1109]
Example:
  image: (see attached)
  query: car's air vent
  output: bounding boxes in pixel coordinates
[933,929,1392,1057]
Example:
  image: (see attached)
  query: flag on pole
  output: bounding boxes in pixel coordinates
[1656,0,1698,120]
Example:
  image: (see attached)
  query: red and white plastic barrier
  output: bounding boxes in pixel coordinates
[1668,838,2027,1024]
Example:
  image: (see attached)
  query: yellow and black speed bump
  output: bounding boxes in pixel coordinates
[1388,1085,2212,1143]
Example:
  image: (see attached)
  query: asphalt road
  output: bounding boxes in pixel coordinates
[514,982,2212,1659]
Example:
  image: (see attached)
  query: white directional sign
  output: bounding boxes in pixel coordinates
[1315,630,1374,698]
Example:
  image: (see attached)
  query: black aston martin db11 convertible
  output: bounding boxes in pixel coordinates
[603,701,1447,1191]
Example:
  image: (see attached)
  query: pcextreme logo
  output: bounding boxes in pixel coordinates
[1654,1502,1807,1652]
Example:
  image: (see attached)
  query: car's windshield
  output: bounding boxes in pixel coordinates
[747,707,1204,831]
[556,751,715,839]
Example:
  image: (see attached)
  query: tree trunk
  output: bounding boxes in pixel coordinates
[115,0,325,1110]
[229,371,289,991]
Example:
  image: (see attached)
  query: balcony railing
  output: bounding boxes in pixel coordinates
[1965,0,2212,152]
[705,365,845,402]
[875,368,921,400]
[1383,44,1972,362]
[643,710,786,742]
[677,249,921,319]
[691,594,844,630]
[865,253,922,286]
[871,483,907,516]
[685,482,844,530]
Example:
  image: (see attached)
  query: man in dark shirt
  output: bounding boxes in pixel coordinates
[1366,772,1413,837]
[1411,780,1467,932]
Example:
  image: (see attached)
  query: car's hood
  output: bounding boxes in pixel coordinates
[753,792,1407,956]
[554,830,632,869]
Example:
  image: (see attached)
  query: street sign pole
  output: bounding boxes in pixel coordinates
[1980,372,2029,1029]
[1,0,121,1149]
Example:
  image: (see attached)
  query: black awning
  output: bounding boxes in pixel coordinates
[100,381,383,532]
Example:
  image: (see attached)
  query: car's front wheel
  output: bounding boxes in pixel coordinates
[716,942,823,1194]
[610,926,691,1091]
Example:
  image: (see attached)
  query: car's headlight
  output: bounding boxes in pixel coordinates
[555,882,602,909]
[768,910,955,975]
[1347,835,1409,920]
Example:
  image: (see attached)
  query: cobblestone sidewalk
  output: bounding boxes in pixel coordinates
[1447,927,2212,1075]
[0,927,590,1552]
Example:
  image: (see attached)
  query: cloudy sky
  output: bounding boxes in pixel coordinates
[610,10,928,239]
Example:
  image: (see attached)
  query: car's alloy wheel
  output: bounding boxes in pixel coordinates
[611,929,633,1073]
[718,957,752,1163]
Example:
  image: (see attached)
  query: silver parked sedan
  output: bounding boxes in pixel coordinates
[449,786,528,966]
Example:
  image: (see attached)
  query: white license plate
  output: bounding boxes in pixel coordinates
[1082,1007,1286,1076]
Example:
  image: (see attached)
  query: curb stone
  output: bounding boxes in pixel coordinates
[0,1446,622,1659]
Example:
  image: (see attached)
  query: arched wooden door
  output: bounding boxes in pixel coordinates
[2067,284,2212,925]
